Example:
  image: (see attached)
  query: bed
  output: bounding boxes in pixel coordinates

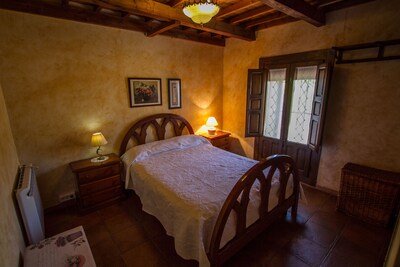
[119,113,300,267]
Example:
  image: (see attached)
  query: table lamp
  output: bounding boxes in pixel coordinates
[206,117,218,135]
[91,132,109,162]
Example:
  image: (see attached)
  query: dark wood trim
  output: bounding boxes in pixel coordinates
[145,20,180,37]
[260,0,325,26]
[168,0,185,8]
[244,11,287,29]
[0,0,147,32]
[161,27,226,47]
[0,0,255,46]
[119,113,194,156]
[322,0,375,12]
[74,0,255,41]
[0,0,372,46]
[230,5,274,25]
[245,69,267,137]
[208,154,299,266]
[259,49,334,66]
[215,0,261,19]
[334,39,400,64]
[255,16,298,31]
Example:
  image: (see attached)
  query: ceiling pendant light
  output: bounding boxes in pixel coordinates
[183,0,220,25]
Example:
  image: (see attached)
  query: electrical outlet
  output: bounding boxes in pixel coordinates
[59,192,76,203]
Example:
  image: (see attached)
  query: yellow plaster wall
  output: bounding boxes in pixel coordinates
[0,82,25,266]
[223,0,400,191]
[0,10,223,208]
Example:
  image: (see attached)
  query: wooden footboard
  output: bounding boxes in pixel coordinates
[208,154,300,267]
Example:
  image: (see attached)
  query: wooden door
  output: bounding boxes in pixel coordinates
[246,50,333,185]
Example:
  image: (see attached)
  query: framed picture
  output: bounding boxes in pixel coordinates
[168,79,181,109]
[128,78,162,107]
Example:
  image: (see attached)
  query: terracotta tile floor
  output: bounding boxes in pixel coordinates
[45,185,394,267]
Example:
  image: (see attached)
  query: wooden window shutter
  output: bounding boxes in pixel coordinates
[245,69,267,137]
[308,62,332,150]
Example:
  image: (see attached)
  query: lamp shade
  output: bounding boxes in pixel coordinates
[91,132,108,147]
[183,0,220,24]
[206,117,218,127]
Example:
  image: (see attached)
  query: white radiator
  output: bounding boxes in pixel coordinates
[15,165,45,245]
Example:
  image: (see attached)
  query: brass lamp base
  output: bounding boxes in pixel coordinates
[91,146,108,162]
[208,129,216,135]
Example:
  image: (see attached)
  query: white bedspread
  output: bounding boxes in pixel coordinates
[121,135,294,267]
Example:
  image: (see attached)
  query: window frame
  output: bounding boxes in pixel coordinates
[245,49,334,151]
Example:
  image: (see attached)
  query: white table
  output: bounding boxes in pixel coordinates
[24,226,96,267]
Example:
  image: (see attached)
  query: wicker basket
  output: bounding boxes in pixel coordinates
[336,163,400,227]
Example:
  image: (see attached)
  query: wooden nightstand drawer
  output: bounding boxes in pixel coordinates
[70,153,124,213]
[79,175,121,195]
[77,164,120,184]
[81,186,121,208]
[212,137,229,148]
[218,144,230,150]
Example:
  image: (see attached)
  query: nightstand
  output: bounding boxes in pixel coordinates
[200,130,231,150]
[69,153,124,213]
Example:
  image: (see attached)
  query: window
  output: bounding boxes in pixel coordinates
[287,66,317,145]
[264,68,286,139]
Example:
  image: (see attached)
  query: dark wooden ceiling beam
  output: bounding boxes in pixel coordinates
[215,0,261,19]
[169,0,185,8]
[120,11,130,18]
[0,0,227,46]
[163,28,226,46]
[183,26,196,32]
[322,0,375,12]
[315,0,342,6]
[244,12,286,28]
[93,5,102,12]
[255,16,298,30]
[230,5,274,24]
[74,0,255,40]
[145,18,158,25]
[260,0,325,26]
[146,20,180,37]
[0,0,147,31]
[199,31,211,37]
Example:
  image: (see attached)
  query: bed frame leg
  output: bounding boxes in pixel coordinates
[291,204,298,222]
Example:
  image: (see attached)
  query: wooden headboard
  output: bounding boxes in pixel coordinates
[119,113,194,156]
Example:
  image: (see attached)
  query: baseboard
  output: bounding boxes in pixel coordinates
[301,182,338,196]
[316,185,338,196]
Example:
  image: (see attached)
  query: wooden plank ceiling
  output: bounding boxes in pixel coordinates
[0,0,374,46]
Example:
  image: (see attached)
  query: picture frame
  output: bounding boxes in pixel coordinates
[168,79,181,109]
[128,78,162,107]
